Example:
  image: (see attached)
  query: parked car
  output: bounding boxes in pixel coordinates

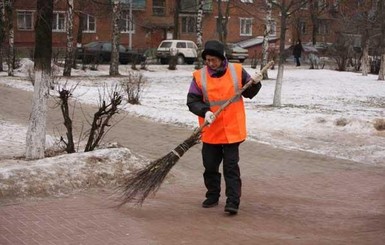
[156,39,198,65]
[77,41,145,65]
[225,43,249,63]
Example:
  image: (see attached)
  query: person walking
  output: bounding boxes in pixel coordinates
[293,40,303,66]
[186,40,262,215]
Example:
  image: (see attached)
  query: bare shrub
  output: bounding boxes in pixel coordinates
[315,117,326,123]
[373,118,385,131]
[120,71,147,105]
[335,118,349,127]
[84,84,123,152]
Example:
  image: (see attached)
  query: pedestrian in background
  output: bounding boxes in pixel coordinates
[186,40,262,215]
[293,40,303,66]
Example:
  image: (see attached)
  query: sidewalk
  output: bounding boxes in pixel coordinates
[1,85,385,245]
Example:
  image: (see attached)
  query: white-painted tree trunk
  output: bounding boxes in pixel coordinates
[361,37,369,76]
[26,69,50,159]
[261,1,272,78]
[63,0,74,76]
[5,0,13,76]
[379,53,385,80]
[378,0,385,81]
[195,0,204,69]
[110,0,121,76]
[273,64,284,106]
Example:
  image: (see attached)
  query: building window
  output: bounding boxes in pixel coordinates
[153,0,165,16]
[82,14,96,33]
[317,20,329,35]
[17,11,34,31]
[240,0,253,3]
[240,18,253,36]
[120,12,135,33]
[181,15,196,33]
[52,12,66,32]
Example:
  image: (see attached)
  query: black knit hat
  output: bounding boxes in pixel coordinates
[202,40,226,60]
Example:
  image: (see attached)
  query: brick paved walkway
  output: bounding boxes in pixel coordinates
[1,84,385,245]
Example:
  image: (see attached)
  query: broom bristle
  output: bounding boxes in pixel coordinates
[117,130,201,206]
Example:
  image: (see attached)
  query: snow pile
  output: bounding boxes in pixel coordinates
[0,148,149,198]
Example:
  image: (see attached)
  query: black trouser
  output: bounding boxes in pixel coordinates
[202,142,242,206]
[295,56,301,66]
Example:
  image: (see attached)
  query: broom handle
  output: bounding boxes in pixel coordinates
[194,60,274,135]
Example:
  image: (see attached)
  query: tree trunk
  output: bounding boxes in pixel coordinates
[173,0,180,39]
[261,2,272,79]
[5,0,13,76]
[63,0,74,76]
[110,0,121,76]
[0,1,5,72]
[378,0,385,80]
[195,0,204,69]
[26,0,53,160]
[361,33,369,76]
[73,11,84,68]
[273,3,288,107]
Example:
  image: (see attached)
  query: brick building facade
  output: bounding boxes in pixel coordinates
[8,0,349,57]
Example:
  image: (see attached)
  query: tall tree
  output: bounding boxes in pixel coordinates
[337,0,379,76]
[110,0,121,76]
[216,0,230,43]
[25,0,53,159]
[173,0,181,39]
[378,0,385,80]
[195,0,204,69]
[4,0,13,76]
[269,0,307,107]
[261,1,273,79]
[0,0,5,72]
[63,0,74,76]
[308,0,328,45]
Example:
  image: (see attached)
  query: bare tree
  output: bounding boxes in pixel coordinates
[173,0,181,40]
[195,0,204,69]
[378,0,385,80]
[4,0,14,76]
[308,0,328,45]
[26,0,53,159]
[110,0,121,76]
[0,1,5,72]
[337,1,380,76]
[216,0,230,43]
[269,0,307,107]
[261,1,273,79]
[63,0,74,76]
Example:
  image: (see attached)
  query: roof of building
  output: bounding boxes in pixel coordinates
[235,36,279,48]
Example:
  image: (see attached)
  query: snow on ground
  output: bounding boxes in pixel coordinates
[0,60,384,197]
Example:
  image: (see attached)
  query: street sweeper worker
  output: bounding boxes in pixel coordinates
[186,40,262,215]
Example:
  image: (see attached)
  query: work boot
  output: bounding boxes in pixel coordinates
[224,202,238,215]
[202,198,219,208]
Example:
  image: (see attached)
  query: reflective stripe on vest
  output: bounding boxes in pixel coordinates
[200,63,241,106]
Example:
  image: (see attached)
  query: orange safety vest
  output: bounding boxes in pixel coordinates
[193,63,247,144]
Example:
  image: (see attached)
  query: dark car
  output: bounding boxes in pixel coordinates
[225,44,249,63]
[77,41,145,65]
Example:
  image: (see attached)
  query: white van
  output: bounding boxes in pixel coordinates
[156,39,198,65]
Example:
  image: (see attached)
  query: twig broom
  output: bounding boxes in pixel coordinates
[117,61,274,206]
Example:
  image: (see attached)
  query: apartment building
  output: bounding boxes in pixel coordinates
[8,0,349,57]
